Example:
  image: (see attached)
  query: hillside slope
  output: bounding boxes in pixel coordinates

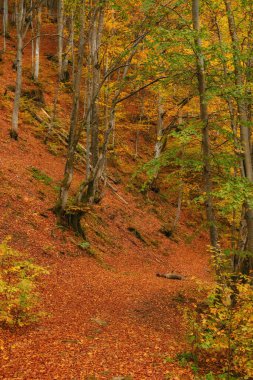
[0,24,212,380]
[0,115,211,380]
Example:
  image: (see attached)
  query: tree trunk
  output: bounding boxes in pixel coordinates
[56,1,86,215]
[224,0,253,272]
[88,3,105,168]
[155,94,166,159]
[57,0,64,80]
[192,0,218,248]
[34,5,42,81]
[62,10,75,83]
[11,0,24,140]
[3,0,8,52]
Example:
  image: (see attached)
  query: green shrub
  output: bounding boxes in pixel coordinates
[29,166,53,185]
[0,238,48,327]
[187,273,253,379]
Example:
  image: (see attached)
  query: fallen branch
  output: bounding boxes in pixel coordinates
[156,273,184,280]
[106,181,128,204]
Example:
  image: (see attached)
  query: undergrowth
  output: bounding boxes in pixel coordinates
[29,166,53,186]
[0,238,48,327]
[186,250,253,380]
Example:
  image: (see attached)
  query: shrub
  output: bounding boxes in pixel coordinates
[187,273,253,379]
[0,238,48,327]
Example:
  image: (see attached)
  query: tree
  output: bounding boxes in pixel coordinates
[57,0,64,81]
[192,0,218,248]
[10,0,26,140]
[3,0,9,52]
[10,0,43,140]
[222,0,253,272]
[33,3,42,81]
[56,0,86,232]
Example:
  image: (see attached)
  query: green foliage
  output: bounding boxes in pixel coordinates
[141,0,155,13]
[215,176,253,215]
[78,241,91,250]
[133,127,203,198]
[187,254,253,379]
[176,351,198,369]
[29,166,53,186]
[0,238,48,327]
[77,240,102,260]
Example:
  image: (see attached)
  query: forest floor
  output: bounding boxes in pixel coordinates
[0,21,212,380]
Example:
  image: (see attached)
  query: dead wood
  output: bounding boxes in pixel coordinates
[156,273,184,280]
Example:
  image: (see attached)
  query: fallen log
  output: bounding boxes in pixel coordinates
[156,273,184,280]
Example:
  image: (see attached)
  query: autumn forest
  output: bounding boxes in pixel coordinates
[0,0,252,379]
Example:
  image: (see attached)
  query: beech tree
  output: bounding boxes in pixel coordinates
[192,0,218,248]
[56,0,86,233]
[33,3,42,81]
[3,0,8,52]
[222,0,253,272]
[10,0,44,140]
[10,0,26,140]
[57,0,64,80]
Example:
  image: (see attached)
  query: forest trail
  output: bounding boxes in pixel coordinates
[0,24,212,380]
[0,115,211,379]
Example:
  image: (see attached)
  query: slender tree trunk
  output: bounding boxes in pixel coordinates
[11,1,24,140]
[3,0,8,52]
[155,94,166,159]
[57,1,86,214]
[76,104,116,205]
[71,10,75,81]
[192,0,218,247]
[31,0,35,74]
[223,0,252,181]
[142,93,167,192]
[172,112,184,232]
[34,5,42,81]
[135,93,144,158]
[89,3,105,168]
[62,12,75,82]
[224,0,253,272]
[57,0,64,80]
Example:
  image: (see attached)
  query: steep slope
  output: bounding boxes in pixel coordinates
[0,112,211,380]
[0,22,212,380]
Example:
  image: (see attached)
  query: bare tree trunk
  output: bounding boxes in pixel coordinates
[56,1,86,216]
[192,0,218,248]
[71,9,75,81]
[57,0,64,80]
[135,93,144,158]
[88,2,105,168]
[62,11,75,82]
[3,0,8,52]
[31,0,35,74]
[10,0,24,140]
[34,5,42,81]
[155,94,166,159]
